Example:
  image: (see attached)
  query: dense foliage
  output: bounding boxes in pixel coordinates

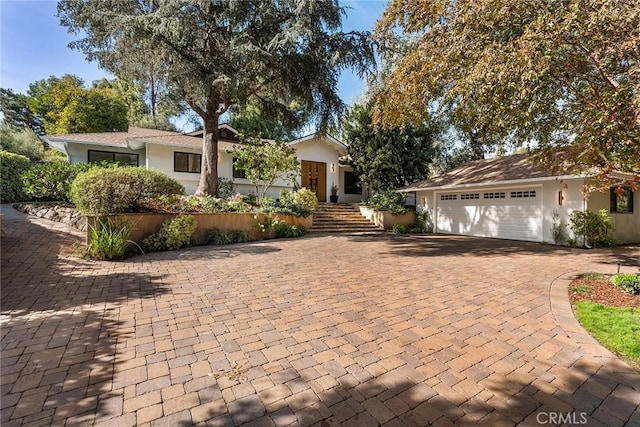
[0,151,30,202]
[342,102,443,191]
[375,0,640,185]
[0,88,45,134]
[70,167,184,214]
[142,215,198,252]
[361,189,408,214]
[0,125,48,163]
[58,0,375,195]
[26,74,128,134]
[22,161,95,202]
[612,273,640,295]
[569,209,615,247]
[205,229,252,246]
[86,217,137,260]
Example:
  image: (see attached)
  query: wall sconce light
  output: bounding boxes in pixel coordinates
[330,163,335,173]
[558,191,564,206]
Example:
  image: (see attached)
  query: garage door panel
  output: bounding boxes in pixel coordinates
[436,189,542,242]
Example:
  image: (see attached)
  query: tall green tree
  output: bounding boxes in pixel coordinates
[0,88,45,134]
[26,74,128,134]
[374,0,640,184]
[342,102,443,191]
[59,0,374,195]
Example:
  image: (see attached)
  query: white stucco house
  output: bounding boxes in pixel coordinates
[43,125,365,203]
[398,154,639,244]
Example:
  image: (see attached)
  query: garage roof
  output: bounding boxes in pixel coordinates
[399,154,576,192]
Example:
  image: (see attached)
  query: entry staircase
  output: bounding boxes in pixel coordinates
[309,203,383,234]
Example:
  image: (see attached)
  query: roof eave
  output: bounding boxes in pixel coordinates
[397,174,586,192]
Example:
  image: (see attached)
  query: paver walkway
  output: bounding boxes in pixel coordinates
[1,205,639,426]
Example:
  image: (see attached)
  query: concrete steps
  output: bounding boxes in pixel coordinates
[309,203,382,234]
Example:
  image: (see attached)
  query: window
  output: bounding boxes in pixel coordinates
[610,187,634,213]
[232,157,246,179]
[174,152,201,173]
[510,190,536,198]
[483,192,506,199]
[460,193,479,200]
[440,194,457,201]
[88,150,138,166]
[344,171,362,195]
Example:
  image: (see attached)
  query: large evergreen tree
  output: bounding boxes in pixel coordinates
[342,102,443,191]
[59,0,374,195]
[374,0,640,184]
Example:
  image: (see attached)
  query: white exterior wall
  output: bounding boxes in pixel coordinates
[146,143,201,194]
[293,138,343,202]
[338,166,366,203]
[540,178,586,243]
[587,185,640,244]
[66,142,146,166]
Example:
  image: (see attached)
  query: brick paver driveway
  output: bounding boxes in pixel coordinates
[1,206,639,426]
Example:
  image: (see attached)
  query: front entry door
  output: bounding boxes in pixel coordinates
[301,161,327,202]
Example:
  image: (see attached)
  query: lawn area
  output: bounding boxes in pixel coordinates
[569,273,640,369]
[573,301,640,368]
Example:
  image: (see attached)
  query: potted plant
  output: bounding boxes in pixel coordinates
[330,183,339,203]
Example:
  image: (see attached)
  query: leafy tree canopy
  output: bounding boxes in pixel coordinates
[58,0,375,195]
[26,74,128,134]
[0,88,45,134]
[228,137,300,202]
[228,101,306,141]
[342,101,443,192]
[374,0,640,185]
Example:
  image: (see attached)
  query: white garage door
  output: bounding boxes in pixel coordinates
[435,188,542,242]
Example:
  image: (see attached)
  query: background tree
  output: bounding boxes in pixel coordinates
[0,88,45,135]
[0,125,47,163]
[59,0,374,195]
[228,101,307,140]
[228,137,300,202]
[342,102,443,191]
[374,0,640,184]
[26,74,128,134]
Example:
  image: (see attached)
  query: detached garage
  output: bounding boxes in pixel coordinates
[399,154,640,244]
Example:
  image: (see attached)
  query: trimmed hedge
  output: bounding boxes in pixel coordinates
[1,151,30,202]
[22,161,95,202]
[70,167,185,214]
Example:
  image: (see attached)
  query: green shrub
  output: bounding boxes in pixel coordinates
[551,210,568,245]
[142,215,197,252]
[22,161,95,202]
[0,151,30,202]
[293,188,318,211]
[362,189,408,214]
[85,217,138,260]
[275,223,306,238]
[612,273,640,295]
[205,229,252,245]
[392,223,408,234]
[569,209,615,247]
[218,177,234,199]
[411,210,433,233]
[71,167,184,214]
[254,213,283,236]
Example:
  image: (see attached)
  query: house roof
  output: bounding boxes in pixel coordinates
[399,154,579,192]
[43,127,239,152]
[288,133,348,154]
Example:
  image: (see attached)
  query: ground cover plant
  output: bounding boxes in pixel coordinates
[569,273,640,368]
[85,217,140,260]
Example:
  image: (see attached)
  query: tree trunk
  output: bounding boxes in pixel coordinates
[195,116,219,196]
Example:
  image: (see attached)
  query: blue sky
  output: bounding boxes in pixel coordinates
[1,0,387,130]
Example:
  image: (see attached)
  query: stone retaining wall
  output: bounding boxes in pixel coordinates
[16,204,86,231]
